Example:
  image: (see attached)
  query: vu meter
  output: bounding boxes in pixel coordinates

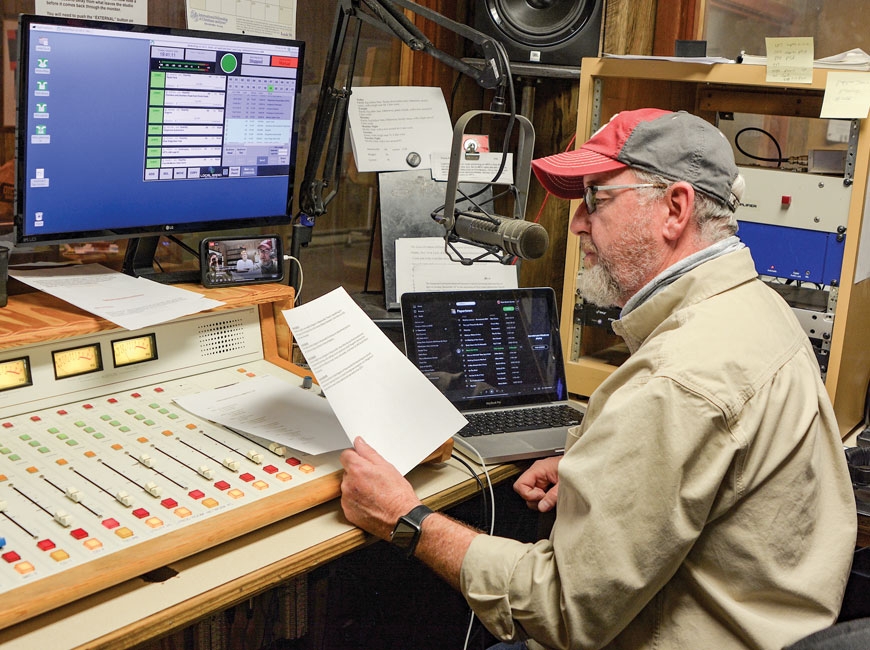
[51,343,103,379]
[0,357,33,392]
[111,333,158,367]
[52,343,103,379]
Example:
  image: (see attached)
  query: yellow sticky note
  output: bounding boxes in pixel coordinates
[821,72,870,119]
[765,37,814,84]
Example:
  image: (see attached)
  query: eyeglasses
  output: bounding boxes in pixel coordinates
[583,183,668,214]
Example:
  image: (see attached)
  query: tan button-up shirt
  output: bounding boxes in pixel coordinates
[460,248,856,649]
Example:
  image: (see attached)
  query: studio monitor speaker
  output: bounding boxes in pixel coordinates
[473,0,604,67]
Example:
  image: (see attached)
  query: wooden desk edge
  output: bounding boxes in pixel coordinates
[77,462,524,650]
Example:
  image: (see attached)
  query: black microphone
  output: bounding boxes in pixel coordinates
[451,212,549,260]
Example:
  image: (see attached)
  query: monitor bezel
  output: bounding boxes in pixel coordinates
[14,14,305,247]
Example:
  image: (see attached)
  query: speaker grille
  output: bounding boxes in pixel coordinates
[486,0,597,47]
[197,316,248,357]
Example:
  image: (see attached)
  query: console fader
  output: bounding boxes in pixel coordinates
[0,303,343,630]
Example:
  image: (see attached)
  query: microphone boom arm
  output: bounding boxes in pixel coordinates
[297,0,512,220]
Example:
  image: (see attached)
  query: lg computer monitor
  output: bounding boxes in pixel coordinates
[14,14,304,281]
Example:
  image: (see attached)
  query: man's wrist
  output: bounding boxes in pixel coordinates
[390,504,434,557]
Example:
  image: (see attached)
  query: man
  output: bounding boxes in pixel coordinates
[235,247,254,272]
[254,239,278,275]
[339,108,857,649]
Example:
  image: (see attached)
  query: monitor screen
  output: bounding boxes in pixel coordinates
[14,15,304,250]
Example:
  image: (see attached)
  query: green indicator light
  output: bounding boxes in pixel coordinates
[220,53,239,74]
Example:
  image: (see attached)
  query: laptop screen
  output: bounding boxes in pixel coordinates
[401,288,569,411]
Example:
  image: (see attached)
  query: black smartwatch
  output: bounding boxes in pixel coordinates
[390,505,434,557]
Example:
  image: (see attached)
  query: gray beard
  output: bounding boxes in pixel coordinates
[577,263,621,308]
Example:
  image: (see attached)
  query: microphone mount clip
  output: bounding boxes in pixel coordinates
[433,109,536,264]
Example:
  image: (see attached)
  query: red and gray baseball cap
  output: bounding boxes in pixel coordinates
[531,108,741,211]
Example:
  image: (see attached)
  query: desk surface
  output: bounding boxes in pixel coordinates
[0,456,521,650]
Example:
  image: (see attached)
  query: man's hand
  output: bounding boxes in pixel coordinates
[514,456,561,512]
[339,437,421,540]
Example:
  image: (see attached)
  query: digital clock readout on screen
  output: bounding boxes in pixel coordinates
[0,357,33,392]
[111,334,158,367]
[52,344,103,379]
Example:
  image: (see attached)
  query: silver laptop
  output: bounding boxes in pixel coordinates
[401,287,584,464]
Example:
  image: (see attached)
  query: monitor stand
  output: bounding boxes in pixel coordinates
[122,236,202,284]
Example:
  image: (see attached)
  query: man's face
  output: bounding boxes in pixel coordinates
[241,249,248,259]
[569,169,663,308]
[259,248,269,262]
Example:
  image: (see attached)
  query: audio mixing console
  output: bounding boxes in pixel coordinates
[0,303,344,630]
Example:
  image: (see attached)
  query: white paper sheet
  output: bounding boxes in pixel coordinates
[429,152,514,184]
[282,287,467,475]
[35,0,148,24]
[9,264,223,330]
[186,0,297,39]
[347,87,453,173]
[394,237,518,300]
[173,375,349,455]
[602,53,734,65]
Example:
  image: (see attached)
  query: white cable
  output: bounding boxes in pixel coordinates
[458,440,497,650]
[283,255,303,303]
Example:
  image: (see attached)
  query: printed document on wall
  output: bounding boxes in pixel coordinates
[186,0,297,38]
[347,86,453,172]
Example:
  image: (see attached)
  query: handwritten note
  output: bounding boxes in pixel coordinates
[765,37,814,84]
[347,87,453,172]
[821,72,870,118]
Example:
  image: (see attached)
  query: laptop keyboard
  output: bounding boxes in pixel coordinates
[458,404,583,437]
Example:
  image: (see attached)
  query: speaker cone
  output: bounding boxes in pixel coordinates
[484,0,597,47]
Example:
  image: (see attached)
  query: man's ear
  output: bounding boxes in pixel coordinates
[661,181,694,242]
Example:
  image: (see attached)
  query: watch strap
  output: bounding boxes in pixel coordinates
[390,504,434,557]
